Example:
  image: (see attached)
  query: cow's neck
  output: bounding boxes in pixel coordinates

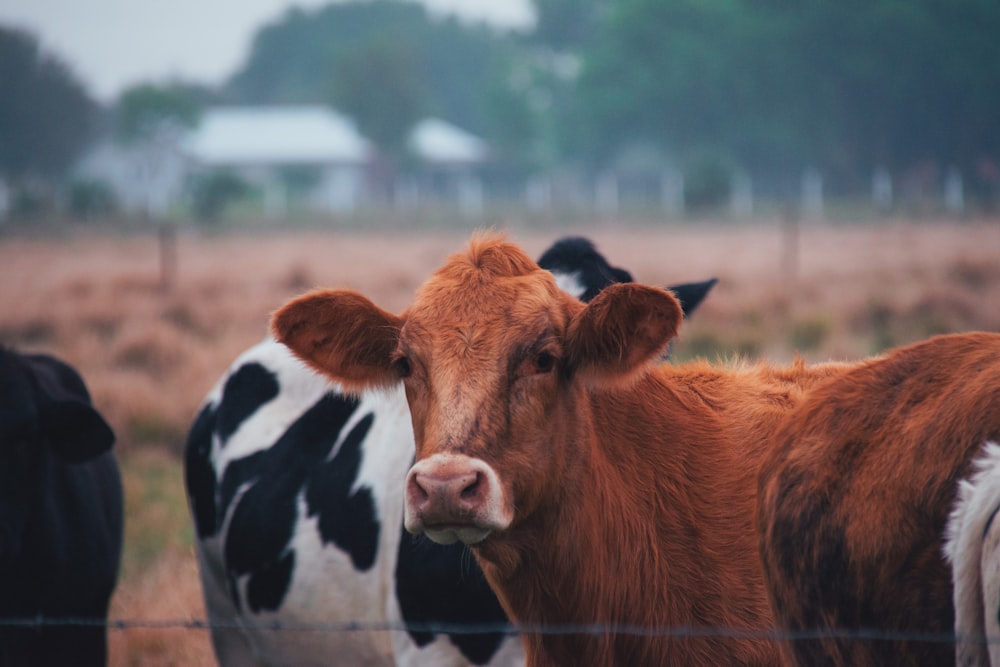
[474,364,786,665]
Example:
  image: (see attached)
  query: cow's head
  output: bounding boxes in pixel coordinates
[0,348,115,558]
[273,234,681,551]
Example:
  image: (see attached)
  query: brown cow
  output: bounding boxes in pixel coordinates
[272,233,844,666]
[758,332,1000,666]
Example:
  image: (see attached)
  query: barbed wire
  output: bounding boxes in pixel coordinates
[3,616,1000,646]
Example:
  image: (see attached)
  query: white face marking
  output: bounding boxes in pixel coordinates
[552,270,586,300]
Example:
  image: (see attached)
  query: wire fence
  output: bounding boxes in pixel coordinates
[4,616,999,647]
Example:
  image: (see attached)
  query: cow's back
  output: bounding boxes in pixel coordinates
[759,332,1000,665]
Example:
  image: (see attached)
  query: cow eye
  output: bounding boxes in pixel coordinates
[534,352,556,374]
[393,355,412,378]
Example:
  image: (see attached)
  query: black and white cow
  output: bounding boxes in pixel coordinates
[184,237,715,666]
[945,440,1000,667]
[0,347,123,666]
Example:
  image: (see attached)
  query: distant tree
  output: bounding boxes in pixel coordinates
[789,0,1000,188]
[329,35,427,164]
[68,178,117,219]
[115,82,204,145]
[572,0,744,166]
[0,26,97,184]
[226,1,519,135]
[190,169,252,222]
[482,64,540,169]
[220,0,1000,202]
[532,0,610,51]
[571,0,1000,193]
[113,82,205,217]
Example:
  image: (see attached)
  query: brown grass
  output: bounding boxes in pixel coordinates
[2,218,999,665]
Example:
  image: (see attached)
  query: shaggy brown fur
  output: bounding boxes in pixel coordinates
[758,332,1000,666]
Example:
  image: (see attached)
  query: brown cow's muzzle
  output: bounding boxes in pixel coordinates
[404,453,511,545]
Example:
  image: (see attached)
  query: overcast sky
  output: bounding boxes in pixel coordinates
[0,0,534,103]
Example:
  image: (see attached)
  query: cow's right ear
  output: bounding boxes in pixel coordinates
[272,289,404,392]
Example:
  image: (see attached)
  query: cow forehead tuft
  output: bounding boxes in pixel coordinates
[411,266,565,328]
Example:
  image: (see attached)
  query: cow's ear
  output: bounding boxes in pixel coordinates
[272,289,404,392]
[667,277,718,319]
[42,400,115,463]
[566,283,682,385]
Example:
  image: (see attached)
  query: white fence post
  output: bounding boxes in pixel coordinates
[595,171,619,216]
[945,166,964,215]
[731,171,753,217]
[801,167,823,220]
[661,167,684,216]
[873,166,893,211]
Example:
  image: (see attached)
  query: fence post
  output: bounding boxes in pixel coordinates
[780,204,800,318]
[159,222,177,293]
[872,166,893,212]
[661,167,684,217]
[801,168,823,220]
[595,171,619,217]
[731,171,753,218]
[945,166,964,215]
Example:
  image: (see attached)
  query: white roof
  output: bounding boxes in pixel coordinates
[185,106,370,165]
[410,118,488,164]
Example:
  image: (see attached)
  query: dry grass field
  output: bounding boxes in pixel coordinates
[1,218,999,665]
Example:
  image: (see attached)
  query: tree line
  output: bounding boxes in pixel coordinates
[2,0,999,213]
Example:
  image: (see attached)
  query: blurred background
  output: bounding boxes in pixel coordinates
[1,0,999,223]
[1,1,999,664]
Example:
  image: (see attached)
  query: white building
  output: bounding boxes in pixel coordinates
[405,118,489,215]
[184,106,370,214]
[75,105,490,218]
[74,126,188,217]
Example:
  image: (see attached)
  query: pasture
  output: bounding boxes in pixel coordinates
[1,218,999,665]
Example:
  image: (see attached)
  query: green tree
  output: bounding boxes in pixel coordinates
[112,82,206,218]
[532,0,610,51]
[0,26,97,183]
[226,1,521,137]
[115,82,204,145]
[573,0,748,166]
[190,169,251,222]
[329,35,426,162]
[570,0,1000,195]
[482,63,540,169]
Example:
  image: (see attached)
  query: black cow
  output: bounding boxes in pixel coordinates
[0,347,123,666]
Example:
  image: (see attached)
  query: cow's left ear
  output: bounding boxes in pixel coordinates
[42,400,116,463]
[272,288,404,392]
[566,283,682,385]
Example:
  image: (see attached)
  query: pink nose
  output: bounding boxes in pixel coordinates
[406,459,490,526]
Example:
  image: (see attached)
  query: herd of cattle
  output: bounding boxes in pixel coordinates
[2,233,999,666]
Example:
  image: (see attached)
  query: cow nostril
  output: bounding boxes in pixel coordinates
[410,475,430,504]
[460,472,482,500]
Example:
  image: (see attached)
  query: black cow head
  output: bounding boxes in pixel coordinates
[537,236,717,317]
[0,348,115,557]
